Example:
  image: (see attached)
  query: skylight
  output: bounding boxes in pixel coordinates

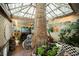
[7,3,73,20]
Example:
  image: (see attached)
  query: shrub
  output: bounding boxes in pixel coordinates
[36,44,59,56]
[36,47,45,56]
[59,21,79,46]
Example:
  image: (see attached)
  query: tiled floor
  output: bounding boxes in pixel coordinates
[12,44,32,56]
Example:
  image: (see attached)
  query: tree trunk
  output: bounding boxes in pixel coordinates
[32,3,48,49]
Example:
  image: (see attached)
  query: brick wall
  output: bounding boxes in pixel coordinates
[53,14,79,23]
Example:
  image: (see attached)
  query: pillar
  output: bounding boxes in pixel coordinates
[32,3,48,49]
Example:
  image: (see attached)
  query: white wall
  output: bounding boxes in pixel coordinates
[0,14,12,56]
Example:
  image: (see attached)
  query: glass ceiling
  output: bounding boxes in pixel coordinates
[7,3,73,20]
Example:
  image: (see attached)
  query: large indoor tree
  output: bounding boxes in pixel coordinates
[32,3,48,50]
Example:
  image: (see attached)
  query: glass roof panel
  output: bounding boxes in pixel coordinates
[8,4,21,9]
[46,6,52,13]
[53,3,61,8]
[57,13,65,16]
[59,6,73,13]
[13,13,19,16]
[10,8,21,14]
[27,7,34,14]
[21,7,30,13]
[13,12,24,17]
[48,4,56,10]
[54,9,63,15]
[8,4,16,9]
[53,3,69,8]
[18,12,24,16]
[14,4,22,8]
[49,11,56,17]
